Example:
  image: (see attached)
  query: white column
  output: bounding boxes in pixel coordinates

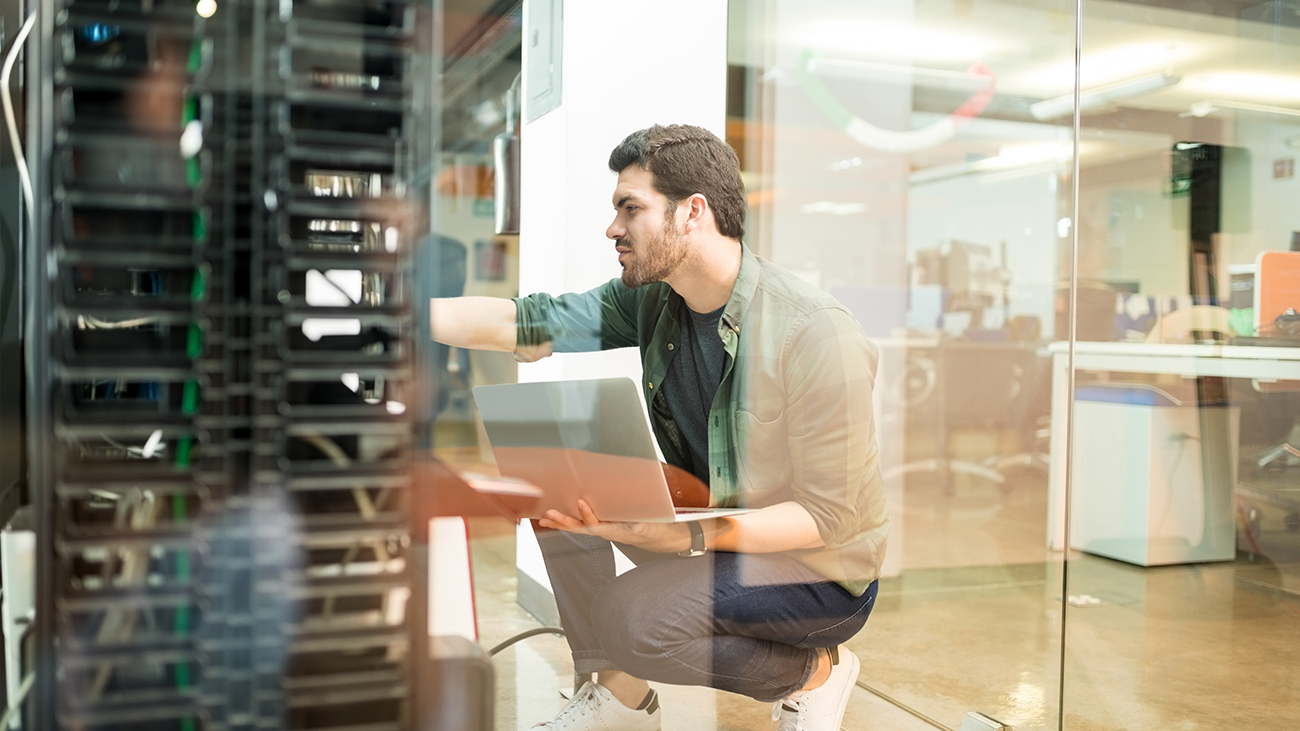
[517,0,729,386]
[515,0,728,605]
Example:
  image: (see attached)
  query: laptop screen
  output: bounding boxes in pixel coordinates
[473,378,659,460]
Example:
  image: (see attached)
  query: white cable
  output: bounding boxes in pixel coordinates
[76,314,161,330]
[1,12,36,222]
[0,671,32,729]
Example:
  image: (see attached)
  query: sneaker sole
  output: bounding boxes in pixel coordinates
[831,650,862,729]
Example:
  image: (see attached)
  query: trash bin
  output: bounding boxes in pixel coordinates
[1070,382,1240,566]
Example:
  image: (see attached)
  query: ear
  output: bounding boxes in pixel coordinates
[681,193,712,235]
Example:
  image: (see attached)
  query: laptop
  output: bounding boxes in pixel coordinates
[472,377,755,523]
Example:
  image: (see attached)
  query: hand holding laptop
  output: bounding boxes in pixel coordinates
[538,498,696,554]
[473,378,755,523]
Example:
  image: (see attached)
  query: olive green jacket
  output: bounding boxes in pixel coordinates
[514,245,889,595]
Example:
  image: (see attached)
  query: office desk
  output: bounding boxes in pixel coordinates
[1047,341,1300,550]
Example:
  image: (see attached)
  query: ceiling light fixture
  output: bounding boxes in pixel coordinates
[910,142,1073,184]
[806,57,984,91]
[1182,99,1300,119]
[801,201,866,216]
[1030,72,1181,121]
[1019,43,1186,95]
[1186,72,1300,102]
[801,22,995,63]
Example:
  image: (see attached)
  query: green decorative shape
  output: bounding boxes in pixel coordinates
[187,158,201,187]
[1229,307,1254,337]
[796,49,853,131]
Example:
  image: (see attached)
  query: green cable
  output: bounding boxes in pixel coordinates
[190,268,206,301]
[192,209,207,244]
[175,435,193,470]
[181,380,200,415]
[173,487,194,731]
[180,34,202,731]
[187,39,202,74]
[186,324,203,359]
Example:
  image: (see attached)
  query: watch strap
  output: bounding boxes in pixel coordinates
[678,520,707,557]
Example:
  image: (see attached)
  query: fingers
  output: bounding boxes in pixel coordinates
[575,499,602,526]
[513,342,554,363]
[541,508,586,532]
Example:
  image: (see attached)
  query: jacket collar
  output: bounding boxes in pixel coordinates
[719,243,759,337]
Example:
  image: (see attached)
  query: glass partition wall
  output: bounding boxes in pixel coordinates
[1062,1,1300,729]
[729,1,1076,727]
[729,0,1300,729]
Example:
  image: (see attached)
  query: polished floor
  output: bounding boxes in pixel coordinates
[448,441,1300,731]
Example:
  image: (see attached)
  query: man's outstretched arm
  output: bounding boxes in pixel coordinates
[430,296,553,362]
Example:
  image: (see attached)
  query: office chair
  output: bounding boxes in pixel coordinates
[882,340,1045,490]
[1144,305,1235,344]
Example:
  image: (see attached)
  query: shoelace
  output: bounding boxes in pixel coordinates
[769,699,807,731]
[537,684,603,730]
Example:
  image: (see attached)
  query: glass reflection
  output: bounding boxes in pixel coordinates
[1063,1,1300,729]
[729,0,1076,727]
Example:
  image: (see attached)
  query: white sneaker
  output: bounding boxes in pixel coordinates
[530,681,661,731]
[770,646,861,731]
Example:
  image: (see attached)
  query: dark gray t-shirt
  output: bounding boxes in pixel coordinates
[660,302,727,485]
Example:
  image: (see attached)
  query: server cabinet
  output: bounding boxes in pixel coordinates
[13,0,437,727]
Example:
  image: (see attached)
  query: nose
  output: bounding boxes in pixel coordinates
[606,214,624,241]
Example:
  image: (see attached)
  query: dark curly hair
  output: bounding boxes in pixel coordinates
[608,124,746,241]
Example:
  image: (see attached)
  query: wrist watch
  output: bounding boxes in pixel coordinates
[677,521,707,557]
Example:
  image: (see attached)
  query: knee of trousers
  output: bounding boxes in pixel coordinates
[589,580,699,677]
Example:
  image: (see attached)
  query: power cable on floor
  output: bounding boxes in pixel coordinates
[486,626,566,657]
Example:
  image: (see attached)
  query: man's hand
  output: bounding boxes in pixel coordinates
[538,499,691,553]
[513,340,554,363]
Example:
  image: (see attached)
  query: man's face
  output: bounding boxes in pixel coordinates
[606,167,688,289]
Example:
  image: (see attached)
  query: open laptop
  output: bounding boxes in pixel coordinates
[472,378,755,523]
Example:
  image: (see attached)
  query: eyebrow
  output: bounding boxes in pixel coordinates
[614,194,641,209]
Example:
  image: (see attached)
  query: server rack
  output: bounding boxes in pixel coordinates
[14,0,434,728]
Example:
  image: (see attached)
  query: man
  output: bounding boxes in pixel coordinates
[431,124,888,731]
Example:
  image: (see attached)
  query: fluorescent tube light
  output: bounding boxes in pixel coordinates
[800,22,995,63]
[1019,43,1188,94]
[806,57,984,91]
[1186,72,1300,102]
[1183,99,1300,119]
[1030,72,1181,121]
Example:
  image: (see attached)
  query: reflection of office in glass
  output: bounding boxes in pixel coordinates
[3,0,1299,729]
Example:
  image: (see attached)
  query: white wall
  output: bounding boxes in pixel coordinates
[517,0,729,387]
[514,0,728,611]
[1229,116,1300,267]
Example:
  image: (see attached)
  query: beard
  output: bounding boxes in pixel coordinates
[619,215,688,289]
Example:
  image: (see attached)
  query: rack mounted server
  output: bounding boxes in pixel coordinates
[7,0,438,727]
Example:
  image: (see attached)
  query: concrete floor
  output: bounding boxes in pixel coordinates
[452,450,1300,731]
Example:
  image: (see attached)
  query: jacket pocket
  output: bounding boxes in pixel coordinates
[734,408,789,490]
